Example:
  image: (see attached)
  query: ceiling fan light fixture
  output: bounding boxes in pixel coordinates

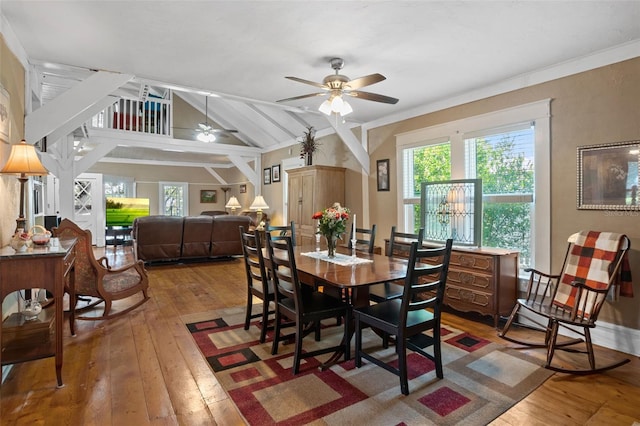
[197,132,216,143]
[319,99,332,115]
[330,95,344,112]
[340,100,353,116]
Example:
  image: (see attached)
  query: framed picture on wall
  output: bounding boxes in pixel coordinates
[264,167,271,185]
[0,84,10,144]
[272,164,281,182]
[377,159,390,191]
[200,189,217,203]
[240,184,247,193]
[577,140,640,210]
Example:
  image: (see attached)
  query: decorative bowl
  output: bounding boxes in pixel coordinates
[30,225,51,245]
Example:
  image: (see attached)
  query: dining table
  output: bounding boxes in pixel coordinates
[267,243,411,369]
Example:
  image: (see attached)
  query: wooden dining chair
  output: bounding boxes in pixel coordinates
[499,230,631,374]
[52,218,150,320]
[266,234,350,374]
[239,226,275,343]
[354,239,453,395]
[369,226,425,303]
[348,224,377,254]
[266,221,296,245]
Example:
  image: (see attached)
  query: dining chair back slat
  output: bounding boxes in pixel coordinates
[265,234,350,374]
[239,226,275,343]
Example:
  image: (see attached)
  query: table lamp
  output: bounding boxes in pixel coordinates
[225,196,242,214]
[250,195,269,230]
[1,140,49,232]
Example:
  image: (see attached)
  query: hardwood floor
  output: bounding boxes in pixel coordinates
[2,246,639,425]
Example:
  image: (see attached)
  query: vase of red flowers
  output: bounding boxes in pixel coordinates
[312,203,350,258]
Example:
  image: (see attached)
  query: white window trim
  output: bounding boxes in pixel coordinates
[396,99,551,273]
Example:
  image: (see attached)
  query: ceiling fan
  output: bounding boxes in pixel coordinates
[276,57,399,116]
[174,96,238,142]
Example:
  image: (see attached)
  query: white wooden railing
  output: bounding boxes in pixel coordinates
[90,96,173,136]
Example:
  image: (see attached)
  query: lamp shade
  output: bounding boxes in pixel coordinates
[250,195,269,211]
[225,196,241,209]
[0,140,48,175]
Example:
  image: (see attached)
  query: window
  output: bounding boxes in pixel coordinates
[104,175,134,198]
[397,100,550,273]
[160,182,188,216]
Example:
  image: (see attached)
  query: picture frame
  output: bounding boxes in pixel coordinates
[200,189,217,203]
[272,164,281,183]
[0,84,10,144]
[577,140,640,210]
[239,184,247,194]
[263,167,271,185]
[377,159,390,191]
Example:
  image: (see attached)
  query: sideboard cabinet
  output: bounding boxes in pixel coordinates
[385,240,518,327]
[287,165,345,246]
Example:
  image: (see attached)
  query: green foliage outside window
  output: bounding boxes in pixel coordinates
[409,133,534,267]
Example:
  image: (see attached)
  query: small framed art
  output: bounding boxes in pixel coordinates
[264,167,271,185]
[377,159,390,191]
[272,164,281,183]
[200,190,217,203]
[240,184,247,193]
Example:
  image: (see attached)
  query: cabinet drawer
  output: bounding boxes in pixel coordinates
[444,285,494,316]
[447,269,492,291]
[450,252,494,273]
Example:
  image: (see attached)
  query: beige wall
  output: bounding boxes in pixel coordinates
[366,57,640,328]
[0,35,25,246]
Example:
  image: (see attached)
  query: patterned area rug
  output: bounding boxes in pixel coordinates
[184,306,553,426]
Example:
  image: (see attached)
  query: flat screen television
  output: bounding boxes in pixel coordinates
[106,197,150,227]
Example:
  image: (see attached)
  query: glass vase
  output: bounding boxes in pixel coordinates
[326,234,338,258]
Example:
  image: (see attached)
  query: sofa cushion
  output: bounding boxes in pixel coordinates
[210,215,252,256]
[133,216,183,262]
[182,216,214,258]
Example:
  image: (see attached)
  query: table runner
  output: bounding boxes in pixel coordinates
[301,250,373,266]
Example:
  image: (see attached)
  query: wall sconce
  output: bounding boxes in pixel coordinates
[0,140,49,231]
[250,195,269,230]
[225,196,241,214]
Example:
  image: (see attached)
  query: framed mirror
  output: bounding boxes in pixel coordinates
[577,140,640,210]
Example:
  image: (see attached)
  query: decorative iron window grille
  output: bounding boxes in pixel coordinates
[420,179,482,246]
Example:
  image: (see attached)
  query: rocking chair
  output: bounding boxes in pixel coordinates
[53,219,150,320]
[499,230,631,374]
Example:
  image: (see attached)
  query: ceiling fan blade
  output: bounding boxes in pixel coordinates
[210,128,238,134]
[198,123,212,131]
[347,90,399,104]
[344,73,386,90]
[284,76,328,89]
[276,92,326,103]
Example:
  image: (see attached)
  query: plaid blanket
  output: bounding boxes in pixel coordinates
[553,231,629,312]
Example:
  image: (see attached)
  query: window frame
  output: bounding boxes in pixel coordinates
[159,181,189,216]
[396,100,551,273]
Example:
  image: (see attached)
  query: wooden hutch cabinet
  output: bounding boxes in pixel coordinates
[287,165,345,246]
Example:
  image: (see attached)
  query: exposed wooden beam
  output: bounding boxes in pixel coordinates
[26,71,133,143]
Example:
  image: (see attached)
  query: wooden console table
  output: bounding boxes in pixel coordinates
[385,240,518,327]
[0,238,76,387]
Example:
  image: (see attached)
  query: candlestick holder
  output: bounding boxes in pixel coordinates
[351,238,358,257]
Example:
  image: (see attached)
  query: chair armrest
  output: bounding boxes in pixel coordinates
[570,279,610,294]
[96,256,112,270]
[524,267,561,280]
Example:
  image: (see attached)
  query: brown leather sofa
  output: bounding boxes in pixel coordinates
[132,214,251,263]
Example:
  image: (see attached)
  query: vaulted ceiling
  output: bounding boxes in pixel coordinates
[3,1,640,177]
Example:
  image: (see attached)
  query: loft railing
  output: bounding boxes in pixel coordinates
[90,96,173,136]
